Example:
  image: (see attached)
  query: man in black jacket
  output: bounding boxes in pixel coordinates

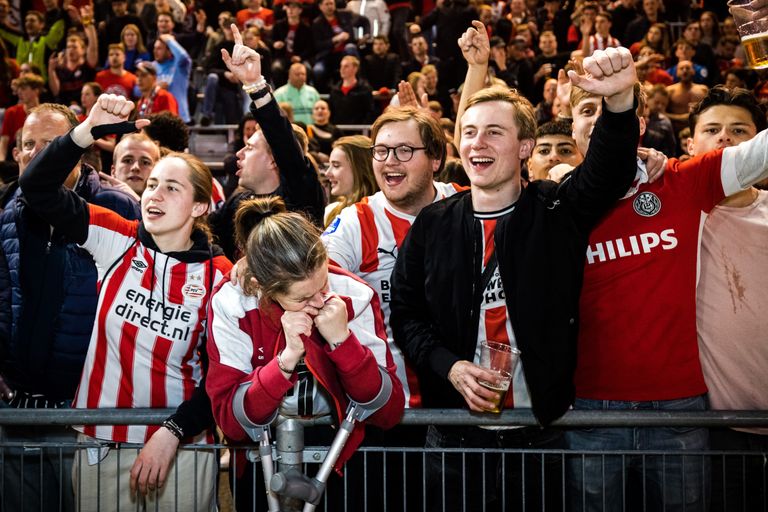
[208,25,325,261]
[390,22,640,511]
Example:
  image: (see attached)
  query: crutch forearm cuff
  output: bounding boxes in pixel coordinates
[233,381,278,441]
[348,366,393,422]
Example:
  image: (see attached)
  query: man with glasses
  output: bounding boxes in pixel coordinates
[321,105,463,510]
[322,106,463,410]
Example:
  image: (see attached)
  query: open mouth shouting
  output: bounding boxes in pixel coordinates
[145,206,165,219]
[468,156,495,171]
[382,171,406,186]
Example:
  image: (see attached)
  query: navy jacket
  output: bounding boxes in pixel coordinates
[0,166,140,401]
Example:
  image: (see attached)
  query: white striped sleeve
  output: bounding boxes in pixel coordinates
[209,282,257,372]
[721,127,768,196]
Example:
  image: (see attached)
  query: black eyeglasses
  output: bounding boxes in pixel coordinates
[370,145,427,162]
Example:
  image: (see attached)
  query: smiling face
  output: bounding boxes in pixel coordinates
[326,146,355,197]
[141,157,207,246]
[688,104,757,156]
[372,119,439,214]
[273,264,329,312]
[460,101,533,193]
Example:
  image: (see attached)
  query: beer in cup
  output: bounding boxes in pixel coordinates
[478,341,521,414]
[728,0,768,69]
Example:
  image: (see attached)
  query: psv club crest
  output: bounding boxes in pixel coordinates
[633,191,661,217]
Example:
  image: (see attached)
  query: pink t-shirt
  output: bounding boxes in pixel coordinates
[697,190,768,435]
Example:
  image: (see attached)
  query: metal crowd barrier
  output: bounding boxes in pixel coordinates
[0,409,766,512]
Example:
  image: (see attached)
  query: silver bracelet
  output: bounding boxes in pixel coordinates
[276,350,293,373]
[242,78,267,94]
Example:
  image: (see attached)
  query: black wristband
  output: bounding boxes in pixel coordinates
[90,121,139,140]
[162,418,185,440]
[248,86,271,101]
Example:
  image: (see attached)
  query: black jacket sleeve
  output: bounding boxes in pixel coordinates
[17,132,90,244]
[166,343,215,439]
[250,94,325,225]
[557,99,640,232]
[390,204,461,380]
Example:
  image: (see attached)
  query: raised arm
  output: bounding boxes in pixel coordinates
[82,5,99,69]
[454,21,490,147]
[558,47,640,228]
[223,24,325,224]
[18,95,148,243]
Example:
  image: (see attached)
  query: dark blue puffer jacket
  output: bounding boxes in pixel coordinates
[0,166,140,401]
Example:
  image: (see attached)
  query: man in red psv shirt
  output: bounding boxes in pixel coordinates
[564,73,768,512]
[134,61,178,118]
[95,44,138,99]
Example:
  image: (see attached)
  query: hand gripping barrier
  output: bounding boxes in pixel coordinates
[270,366,394,512]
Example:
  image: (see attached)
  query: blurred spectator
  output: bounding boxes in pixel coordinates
[643,83,677,157]
[668,39,709,85]
[723,68,756,91]
[274,62,320,125]
[0,38,19,109]
[534,77,558,125]
[492,36,534,99]
[683,21,718,86]
[135,61,179,118]
[635,45,673,86]
[532,30,568,103]
[307,98,342,157]
[347,0,390,40]
[222,112,257,196]
[420,0,477,92]
[608,0,638,42]
[271,0,313,87]
[385,0,412,61]
[624,0,663,48]
[236,0,274,31]
[363,34,401,90]
[96,43,138,98]
[116,23,151,73]
[0,10,64,81]
[715,36,743,83]
[143,110,190,151]
[567,2,597,52]
[101,0,147,48]
[329,55,375,125]
[312,0,358,92]
[0,75,44,161]
[581,11,620,57]
[323,134,378,225]
[665,60,708,133]
[401,33,439,79]
[48,31,98,107]
[153,33,191,123]
[698,10,720,49]
[629,22,670,58]
[199,20,243,125]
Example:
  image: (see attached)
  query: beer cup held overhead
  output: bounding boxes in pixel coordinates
[478,341,520,414]
[728,0,768,69]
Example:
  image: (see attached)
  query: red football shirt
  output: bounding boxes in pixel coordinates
[575,150,726,401]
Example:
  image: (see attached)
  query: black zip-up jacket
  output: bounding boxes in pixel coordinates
[390,102,639,425]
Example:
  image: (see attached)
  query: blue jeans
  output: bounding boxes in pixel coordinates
[566,395,710,512]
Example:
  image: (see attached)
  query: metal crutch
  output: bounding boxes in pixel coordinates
[270,366,394,511]
[233,383,281,512]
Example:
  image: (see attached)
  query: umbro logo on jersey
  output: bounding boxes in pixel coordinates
[633,192,661,217]
[131,259,147,272]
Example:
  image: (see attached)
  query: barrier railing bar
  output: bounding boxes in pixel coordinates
[2,409,768,427]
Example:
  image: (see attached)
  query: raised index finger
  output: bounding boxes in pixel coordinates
[231,23,243,45]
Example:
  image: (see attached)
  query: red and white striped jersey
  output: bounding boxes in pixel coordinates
[73,205,231,444]
[471,212,531,410]
[587,34,620,55]
[321,182,464,408]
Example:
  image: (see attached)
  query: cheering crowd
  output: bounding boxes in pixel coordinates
[0,0,767,510]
